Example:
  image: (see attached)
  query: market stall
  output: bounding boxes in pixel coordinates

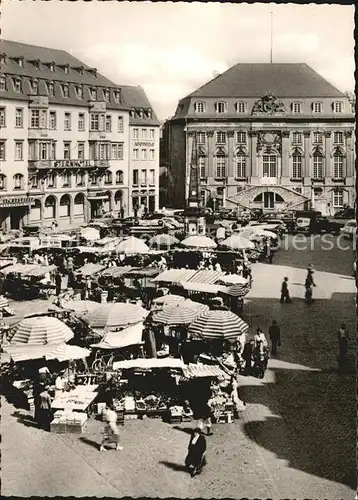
[2,264,58,300]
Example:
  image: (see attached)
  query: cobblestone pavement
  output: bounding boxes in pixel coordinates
[1,236,356,498]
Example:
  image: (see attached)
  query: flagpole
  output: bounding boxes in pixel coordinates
[270,11,273,63]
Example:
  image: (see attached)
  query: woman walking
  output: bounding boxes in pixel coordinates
[185,427,207,477]
[100,403,123,451]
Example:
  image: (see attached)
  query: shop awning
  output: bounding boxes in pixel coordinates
[4,343,62,362]
[3,264,57,276]
[183,363,228,379]
[177,282,228,295]
[113,357,185,371]
[91,322,144,349]
[126,267,161,278]
[187,270,227,285]
[100,266,133,278]
[76,263,106,276]
[152,268,198,283]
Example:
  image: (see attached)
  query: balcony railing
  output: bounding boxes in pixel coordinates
[28,159,110,169]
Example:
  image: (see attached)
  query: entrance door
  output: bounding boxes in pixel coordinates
[10,208,23,229]
[263,192,275,209]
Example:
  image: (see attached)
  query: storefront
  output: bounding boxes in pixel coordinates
[0,196,35,230]
[87,191,110,219]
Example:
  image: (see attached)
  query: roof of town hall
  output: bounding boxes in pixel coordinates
[185,63,345,99]
[0,39,160,124]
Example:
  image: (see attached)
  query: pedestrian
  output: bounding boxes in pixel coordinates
[55,271,62,296]
[304,277,313,304]
[120,206,124,219]
[254,328,268,349]
[100,403,123,451]
[337,323,349,372]
[54,371,65,398]
[280,277,292,303]
[38,386,52,431]
[185,427,207,477]
[266,239,273,264]
[268,320,281,355]
[306,265,316,287]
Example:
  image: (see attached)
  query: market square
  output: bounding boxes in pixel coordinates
[0,2,356,499]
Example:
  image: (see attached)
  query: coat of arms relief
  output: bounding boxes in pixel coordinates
[252,92,286,115]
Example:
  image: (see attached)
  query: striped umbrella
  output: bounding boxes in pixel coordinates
[181,235,217,249]
[149,234,179,249]
[0,295,9,308]
[218,275,248,285]
[10,316,74,345]
[152,294,185,305]
[116,237,149,254]
[222,284,250,297]
[86,302,148,329]
[188,310,249,340]
[45,344,91,361]
[221,234,255,250]
[152,301,209,326]
[64,300,99,316]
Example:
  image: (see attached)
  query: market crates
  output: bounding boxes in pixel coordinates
[50,422,67,434]
[212,412,234,424]
[124,413,139,420]
[66,422,88,434]
[169,415,182,424]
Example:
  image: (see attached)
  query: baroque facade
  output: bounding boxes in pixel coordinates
[0,40,160,230]
[162,63,355,215]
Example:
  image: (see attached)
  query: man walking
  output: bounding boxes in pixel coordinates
[268,320,281,355]
[280,277,291,303]
[337,323,349,373]
[38,386,52,431]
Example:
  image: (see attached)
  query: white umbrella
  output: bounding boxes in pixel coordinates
[219,275,248,285]
[221,234,255,250]
[116,237,149,254]
[181,235,217,249]
[80,227,100,241]
[45,344,91,361]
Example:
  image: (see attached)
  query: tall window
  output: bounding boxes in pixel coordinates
[0,77,6,91]
[333,153,343,178]
[117,116,123,133]
[76,172,84,186]
[50,142,56,160]
[333,190,343,208]
[235,102,246,113]
[312,102,322,113]
[0,174,6,190]
[0,108,5,127]
[99,143,109,160]
[64,112,71,131]
[149,169,155,185]
[262,155,277,177]
[141,129,147,139]
[195,102,206,113]
[236,155,246,178]
[49,111,56,130]
[116,170,123,184]
[64,142,71,160]
[197,132,206,144]
[198,156,206,178]
[133,128,139,139]
[292,132,302,145]
[149,149,155,161]
[312,154,323,179]
[78,113,85,131]
[292,154,302,179]
[214,101,227,114]
[39,142,49,160]
[15,108,23,128]
[30,109,40,128]
[77,142,85,160]
[141,149,147,160]
[216,131,226,144]
[62,172,70,186]
[333,102,343,113]
[215,154,227,178]
[237,131,246,144]
[292,102,302,114]
[47,173,55,188]
[333,131,344,145]
[149,129,155,139]
[105,115,112,132]
[140,170,147,185]
[104,171,113,185]
[0,141,5,160]
[111,143,123,160]
[90,113,100,131]
[133,149,139,160]
[133,169,139,185]
[14,141,23,161]
[13,173,24,190]
[313,132,323,144]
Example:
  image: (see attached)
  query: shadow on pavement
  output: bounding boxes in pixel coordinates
[11,411,38,429]
[79,436,100,450]
[172,426,193,435]
[159,461,188,473]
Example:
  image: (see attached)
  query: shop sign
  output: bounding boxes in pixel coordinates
[134,141,155,147]
[53,160,104,169]
[87,191,109,201]
[0,197,36,208]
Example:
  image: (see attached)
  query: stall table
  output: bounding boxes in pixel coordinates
[51,384,99,415]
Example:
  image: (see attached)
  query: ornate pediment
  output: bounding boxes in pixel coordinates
[257,131,282,154]
[234,145,248,156]
[197,145,207,156]
[215,146,227,156]
[331,146,346,157]
[310,145,324,157]
[252,92,286,115]
[290,146,304,157]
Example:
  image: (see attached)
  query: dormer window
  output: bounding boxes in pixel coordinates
[0,76,6,91]
[292,102,302,114]
[31,79,38,93]
[235,102,247,113]
[64,65,69,74]
[130,109,135,118]
[77,86,83,99]
[49,63,55,72]
[312,102,323,113]
[114,90,120,102]
[89,88,97,100]
[333,101,343,113]
[104,89,110,102]
[147,109,152,119]
[195,102,206,113]
[214,101,227,114]
[29,59,40,69]
[13,78,22,93]
[0,54,7,64]
[139,109,144,118]
[18,57,24,67]
[62,84,69,98]
[88,68,97,77]
[75,66,84,75]
[47,82,54,96]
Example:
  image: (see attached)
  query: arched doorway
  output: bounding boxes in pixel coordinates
[59,194,71,218]
[114,190,123,214]
[44,195,56,220]
[30,199,42,224]
[74,193,85,223]
[103,191,111,213]
[253,192,284,210]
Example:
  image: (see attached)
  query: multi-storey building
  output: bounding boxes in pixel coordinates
[162,63,355,215]
[0,40,160,230]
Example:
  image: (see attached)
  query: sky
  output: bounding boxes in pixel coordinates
[2,2,355,121]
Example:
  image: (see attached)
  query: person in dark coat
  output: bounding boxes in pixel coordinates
[38,386,52,431]
[280,277,291,303]
[337,323,349,372]
[185,427,207,477]
[268,320,281,355]
[55,271,62,296]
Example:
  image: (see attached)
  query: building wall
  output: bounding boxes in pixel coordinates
[164,120,186,208]
[128,124,160,215]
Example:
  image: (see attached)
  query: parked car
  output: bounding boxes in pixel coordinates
[334,207,355,219]
[295,214,341,235]
[340,219,357,239]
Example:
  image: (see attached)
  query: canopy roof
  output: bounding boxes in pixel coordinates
[113,357,185,371]
[3,264,57,276]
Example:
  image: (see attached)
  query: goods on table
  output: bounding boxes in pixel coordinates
[209,391,235,424]
[51,410,88,434]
